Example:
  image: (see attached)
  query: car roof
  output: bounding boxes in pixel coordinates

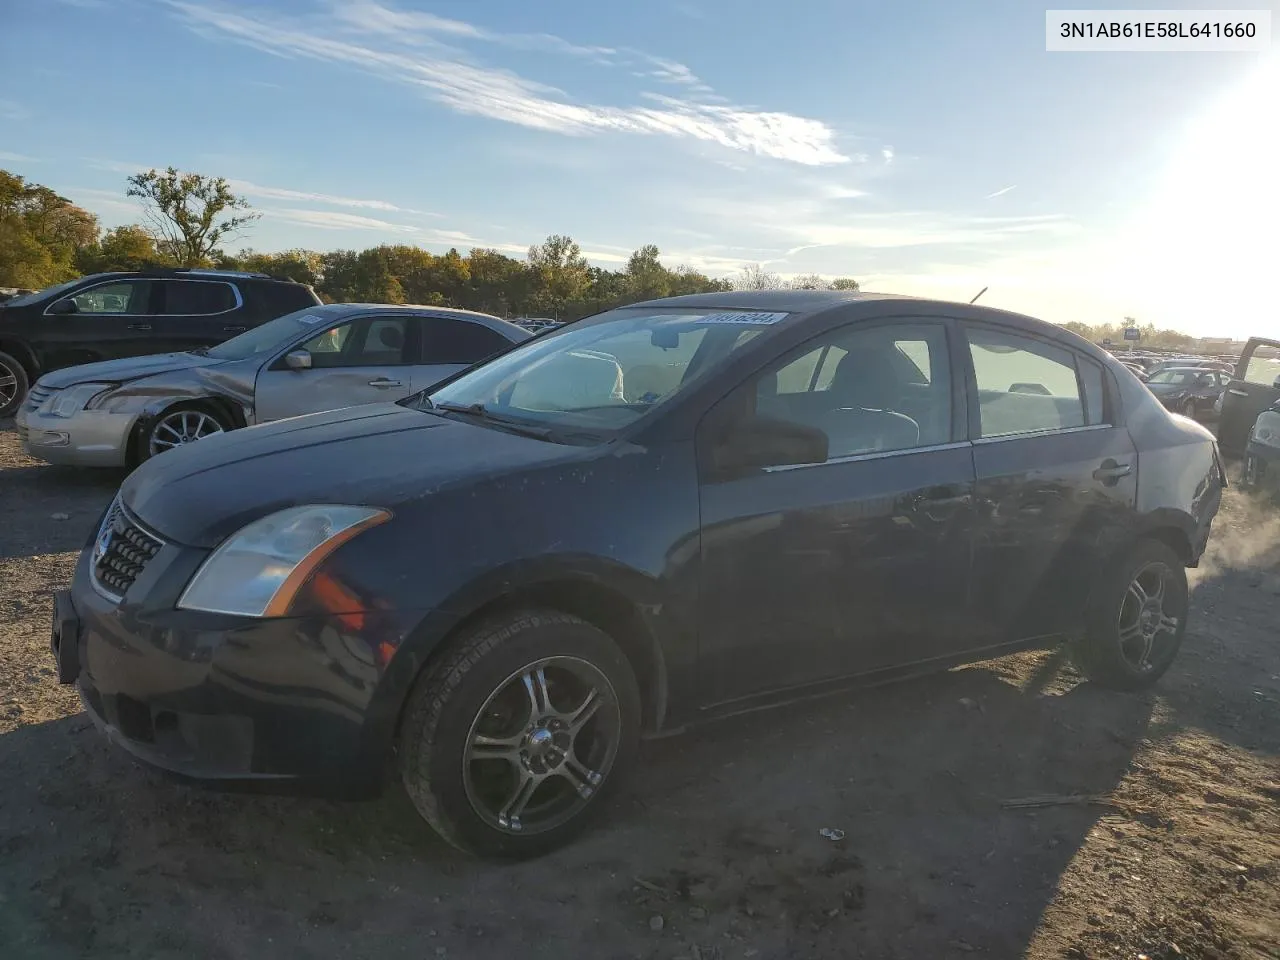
[302,302,527,333]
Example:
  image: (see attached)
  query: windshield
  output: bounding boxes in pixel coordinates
[204,308,335,361]
[1147,370,1198,385]
[423,308,784,432]
[2,277,84,308]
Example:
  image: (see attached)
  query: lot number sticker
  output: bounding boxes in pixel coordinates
[699,312,789,325]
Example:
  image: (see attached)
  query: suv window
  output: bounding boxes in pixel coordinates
[967,328,1087,437]
[299,317,408,368]
[751,322,952,459]
[64,280,152,315]
[420,317,511,364]
[159,280,237,315]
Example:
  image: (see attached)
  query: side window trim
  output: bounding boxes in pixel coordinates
[154,279,243,317]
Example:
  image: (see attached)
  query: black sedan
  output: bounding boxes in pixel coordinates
[1143,366,1230,419]
[53,291,1225,858]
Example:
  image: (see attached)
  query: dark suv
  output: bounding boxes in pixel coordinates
[0,269,321,416]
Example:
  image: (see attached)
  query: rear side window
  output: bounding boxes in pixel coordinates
[159,280,237,315]
[966,327,1086,438]
[420,317,511,364]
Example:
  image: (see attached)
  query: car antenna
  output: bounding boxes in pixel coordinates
[969,286,988,304]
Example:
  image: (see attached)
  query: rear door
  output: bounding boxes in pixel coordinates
[39,278,156,367]
[411,316,516,393]
[253,314,414,421]
[964,324,1138,643]
[1219,338,1280,455]
[148,279,244,354]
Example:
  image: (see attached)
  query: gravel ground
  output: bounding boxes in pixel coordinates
[0,418,1276,960]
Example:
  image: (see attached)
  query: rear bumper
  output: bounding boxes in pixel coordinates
[16,407,134,466]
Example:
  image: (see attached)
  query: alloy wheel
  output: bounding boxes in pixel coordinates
[1117,561,1181,673]
[0,358,19,410]
[462,656,621,835]
[149,409,224,456]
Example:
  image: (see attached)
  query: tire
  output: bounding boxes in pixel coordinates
[142,402,230,460]
[1070,539,1188,691]
[0,350,31,418]
[1181,398,1198,419]
[398,610,641,859]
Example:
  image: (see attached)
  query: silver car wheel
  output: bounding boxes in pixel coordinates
[0,357,20,410]
[148,409,225,456]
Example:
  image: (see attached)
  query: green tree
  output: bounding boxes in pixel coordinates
[466,248,532,315]
[624,243,672,300]
[528,234,590,317]
[789,273,827,290]
[78,225,166,273]
[830,277,860,291]
[127,167,258,267]
[0,170,99,287]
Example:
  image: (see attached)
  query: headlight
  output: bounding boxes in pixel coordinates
[177,505,391,617]
[1251,411,1280,447]
[41,382,116,417]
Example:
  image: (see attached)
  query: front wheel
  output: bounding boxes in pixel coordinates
[399,610,641,858]
[144,404,229,459]
[1070,539,1188,690]
[0,350,30,418]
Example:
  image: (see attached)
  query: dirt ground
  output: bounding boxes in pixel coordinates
[0,417,1276,960]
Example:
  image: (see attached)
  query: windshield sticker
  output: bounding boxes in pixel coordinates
[698,311,789,326]
[296,314,326,325]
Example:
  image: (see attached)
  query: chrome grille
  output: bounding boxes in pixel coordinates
[25,384,55,412]
[91,498,165,601]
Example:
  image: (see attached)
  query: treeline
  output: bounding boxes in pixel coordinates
[1060,319,1195,351]
[1,168,861,320]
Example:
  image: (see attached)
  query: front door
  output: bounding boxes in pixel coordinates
[39,278,156,369]
[963,324,1138,642]
[696,319,979,706]
[253,314,415,421]
[1219,337,1280,456]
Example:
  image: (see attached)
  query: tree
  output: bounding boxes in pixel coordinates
[789,273,827,290]
[78,225,166,273]
[527,234,590,316]
[0,170,99,287]
[126,167,258,267]
[624,243,672,300]
[733,263,783,291]
[830,277,860,291]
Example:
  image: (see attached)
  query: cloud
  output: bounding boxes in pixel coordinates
[882,147,894,163]
[0,100,29,121]
[165,1,849,166]
[0,152,39,164]
[262,208,421,232]
[984,184,1016,199]
[228,179,430,214]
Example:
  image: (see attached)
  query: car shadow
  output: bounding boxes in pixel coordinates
[0,658,1153,959]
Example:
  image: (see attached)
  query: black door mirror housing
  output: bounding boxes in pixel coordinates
[284,349,313,371]
[48,299,78,316]
[714,415,828,474]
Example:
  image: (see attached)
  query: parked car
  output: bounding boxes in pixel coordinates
[16,303,529,466]
[1143,367,1230,420]
[51,291,1224,858]
[1241,399,1280,490]
[1218,336,1280,457]
[0,268,321,417]
[1146,357,1233,378]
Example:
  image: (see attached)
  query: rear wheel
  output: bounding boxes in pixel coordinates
[399,610,641,859]
[0,351,30,418]
[144,403,229,459]
[1070,539,1188,690]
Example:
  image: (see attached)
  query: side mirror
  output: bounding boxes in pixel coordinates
[714,415,828,473]
[284,349,312,371]
[49,299,78,316]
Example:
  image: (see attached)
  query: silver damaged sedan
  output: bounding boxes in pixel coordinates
[16,304,530,466]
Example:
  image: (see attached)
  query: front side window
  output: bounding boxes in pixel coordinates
[967,328,1086,438]
[298,317,407,368]
[65,280,151,314]
[159,280,237,315]
[750,322,952,458]
[425,309,776,432]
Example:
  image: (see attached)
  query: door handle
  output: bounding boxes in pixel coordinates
[222,325,247,334]
[1227,388,1249,397]
[1092,459,1132,484]
[127,323,152,331]
[368,378,402,388]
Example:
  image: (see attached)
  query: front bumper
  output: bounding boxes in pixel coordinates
[58,541,408,795]
[16,406,135,467]
[1244,440,1280,488]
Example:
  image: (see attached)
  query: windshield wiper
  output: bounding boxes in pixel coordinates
[432,401,557,440]
[187,346,210,356]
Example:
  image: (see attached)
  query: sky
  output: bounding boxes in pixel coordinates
[2,0,1277,338]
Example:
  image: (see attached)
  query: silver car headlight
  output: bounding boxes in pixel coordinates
[1251,410,1280,448]
[42,382,116,417]
[177,505,391,617]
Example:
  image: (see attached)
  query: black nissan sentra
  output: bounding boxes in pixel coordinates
[53,291,1224,858]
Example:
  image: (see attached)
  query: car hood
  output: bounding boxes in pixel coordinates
[37,352,223,389]
[122,403,584,547]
